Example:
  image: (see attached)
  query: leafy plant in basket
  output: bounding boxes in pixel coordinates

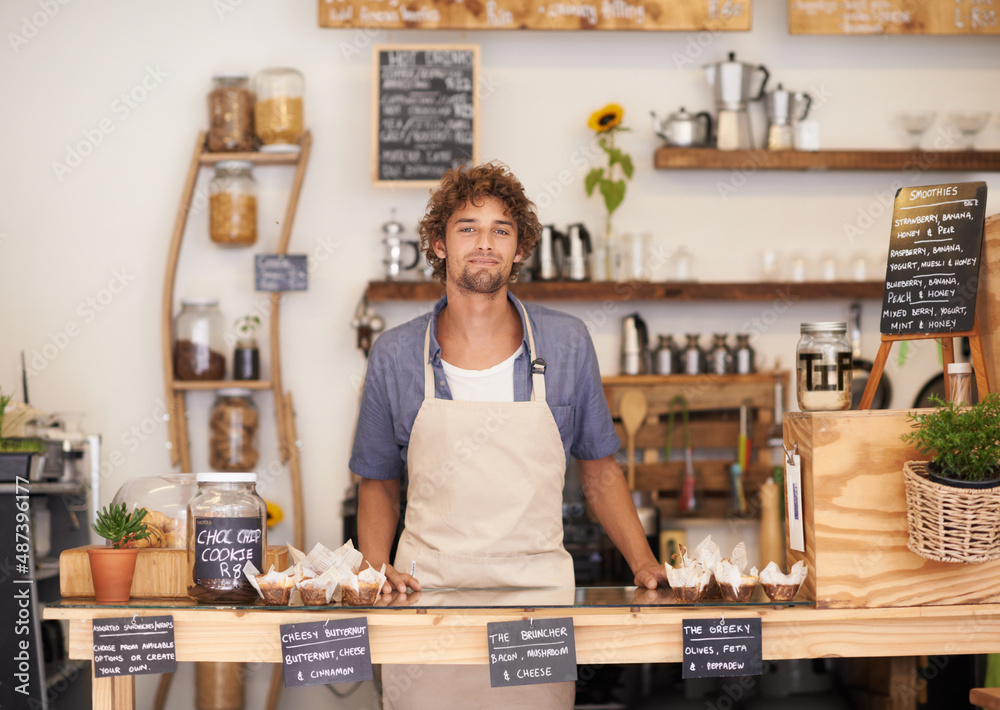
[901,393,1000,485]
[92,503,150,549]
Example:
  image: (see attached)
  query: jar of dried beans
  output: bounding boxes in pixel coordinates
[207,74,255,152]
[209,160,257,246]
[254,67,304,151]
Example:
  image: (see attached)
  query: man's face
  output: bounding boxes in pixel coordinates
[434,196,521,295]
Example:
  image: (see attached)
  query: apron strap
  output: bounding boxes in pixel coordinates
[422,299,546,402]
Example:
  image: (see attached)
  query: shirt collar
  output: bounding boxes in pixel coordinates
[427,290,529,365]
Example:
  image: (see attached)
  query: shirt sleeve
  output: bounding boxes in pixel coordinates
[349,338,406,480]
[569,324,621,461]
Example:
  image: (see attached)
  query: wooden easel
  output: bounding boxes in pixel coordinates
[858,315,992,409]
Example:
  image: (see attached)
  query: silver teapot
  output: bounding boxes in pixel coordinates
[651,107,713,148]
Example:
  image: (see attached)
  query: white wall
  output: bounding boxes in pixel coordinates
[2,1,998,707]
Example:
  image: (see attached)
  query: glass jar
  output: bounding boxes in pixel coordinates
[209,160,257,246]
[174,298,226,380]
[207,74,255,152]
[708,333,733,375]
[796,322,852,411]
[232,337,260,381]
[682,334,705,375]
[209,389,259,472]
[254,67,304,150]
[946,362,972,405]
[112,474,197,549]
[734,333,755,375]
[187,472,266,603]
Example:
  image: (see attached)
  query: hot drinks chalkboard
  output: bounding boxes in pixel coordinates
[373,45,479,187]
[880,182,987,336]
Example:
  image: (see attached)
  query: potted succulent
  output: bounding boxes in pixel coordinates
[900,393,1000,564]
[88,503,150,603]
[0,388,46,481]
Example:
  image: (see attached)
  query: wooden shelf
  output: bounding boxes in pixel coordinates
[366,280,884,302]
[171,380,273,391]
[654,148,1000,172]
[198,148,303,166]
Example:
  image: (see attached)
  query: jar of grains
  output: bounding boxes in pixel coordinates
[209,389,259,472]
[207,74,255,152]
[209,160,257,246]
[174,298,226,380]
[254,67,304,150]
[187,472,266,603]
[796,322,852,411]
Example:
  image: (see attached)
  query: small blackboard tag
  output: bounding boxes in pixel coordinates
[880,181,987,335]
[281,618,372,687]
[487,617,577,688]
[193,517,263,582]
[92,615,177,678]
[682,617,762,679]
[255,254,308,292]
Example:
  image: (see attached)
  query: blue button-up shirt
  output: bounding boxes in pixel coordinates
[349,292,621,480]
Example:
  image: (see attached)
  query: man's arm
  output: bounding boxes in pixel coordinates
[358,477,422,593]
[576,456,667,590]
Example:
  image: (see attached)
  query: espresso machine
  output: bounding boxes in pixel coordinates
[765,83,813,151]
[703,52,770,150]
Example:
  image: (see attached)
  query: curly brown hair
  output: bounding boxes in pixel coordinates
[419,162,540,284]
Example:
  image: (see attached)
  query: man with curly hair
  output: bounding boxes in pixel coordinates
[351,162,665,709]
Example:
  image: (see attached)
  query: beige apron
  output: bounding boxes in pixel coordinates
[382,304,575,710]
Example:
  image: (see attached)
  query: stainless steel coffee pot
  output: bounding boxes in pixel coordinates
[703,52,770,150]
[381,212,421,281]
[621,313,650,375]
[565,223,592,281]
[651,107,713,147]
[765,83,813,151]
[534,224,567,281]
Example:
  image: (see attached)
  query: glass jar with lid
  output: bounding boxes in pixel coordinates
[209,160,257,246]
[174,298,226,380]
[796,322,852,411]
[254,68,304,150]
[209,389,259,472]
[187,472,267,603]
[112,474,197,548]
[207,74,255,152]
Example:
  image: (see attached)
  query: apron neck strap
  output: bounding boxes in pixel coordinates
[422,299,545,401]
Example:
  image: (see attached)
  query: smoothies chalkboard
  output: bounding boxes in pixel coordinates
[880,181,987,336]
[373,45,479,187]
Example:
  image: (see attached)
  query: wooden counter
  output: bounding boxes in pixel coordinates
[44,589,1000,710]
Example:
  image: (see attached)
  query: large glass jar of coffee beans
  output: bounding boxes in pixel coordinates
[207,74,255,152]
[174,298,226,381]
[254,68,304,151]
[209,160,257,246]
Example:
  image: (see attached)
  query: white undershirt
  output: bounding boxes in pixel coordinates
[441,345,522,402]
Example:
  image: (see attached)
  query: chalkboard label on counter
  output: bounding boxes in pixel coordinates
[879,181,987,336]
[193,517,263,581]
[255,254,308,292]
[373,45,479,187]
[281,618,372,687]
[92,615,177,678]
[682,617,762,679]
[487,618,577,688]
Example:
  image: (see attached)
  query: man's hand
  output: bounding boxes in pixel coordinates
[379,562,423,595]
[633,561,668,591]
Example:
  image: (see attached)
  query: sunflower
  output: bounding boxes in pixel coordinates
[588,103,624,132]
[265,499,284,527]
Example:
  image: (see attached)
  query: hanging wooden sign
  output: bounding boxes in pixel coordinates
[322,0,751,31]
[789,0,1000,35]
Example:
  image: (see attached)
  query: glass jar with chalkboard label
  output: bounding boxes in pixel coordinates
[254,67,304,151]
[174,298,226,380]
[209,161,257,247]
[187,472,266,603]
[796,322,852,411]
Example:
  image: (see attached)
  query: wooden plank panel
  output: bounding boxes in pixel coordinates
[319,0,752,31]
[605,375,779,414]
[634,461,771,494]
[785,409,1000,608]
[788,0,1000,35]
[654,148,1000,170]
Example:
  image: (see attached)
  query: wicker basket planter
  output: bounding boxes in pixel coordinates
[903,461,1000,564]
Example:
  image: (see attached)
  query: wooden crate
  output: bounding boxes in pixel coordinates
[784,409,1000,608]
[59,545,289,599]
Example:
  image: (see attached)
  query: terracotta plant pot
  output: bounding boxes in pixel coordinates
[87,547,139,604]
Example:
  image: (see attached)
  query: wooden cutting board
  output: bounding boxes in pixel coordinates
[59,545,289,599]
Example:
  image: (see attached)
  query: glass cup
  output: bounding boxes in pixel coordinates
[950,111,990,150]
[898,111,936,149]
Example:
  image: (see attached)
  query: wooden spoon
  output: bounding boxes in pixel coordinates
[619,389,648,490]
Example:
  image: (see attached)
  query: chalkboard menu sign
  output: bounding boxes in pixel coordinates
[373,45,479,187]
[281,618,372,687]
[880,182,987,336]
[682,617,762,679]
[92,615,177,678]
[193,517,263,581]
[255,254,308,292]
[487,618,577,688]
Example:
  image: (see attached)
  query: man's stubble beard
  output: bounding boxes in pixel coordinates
[452,261,509,297]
